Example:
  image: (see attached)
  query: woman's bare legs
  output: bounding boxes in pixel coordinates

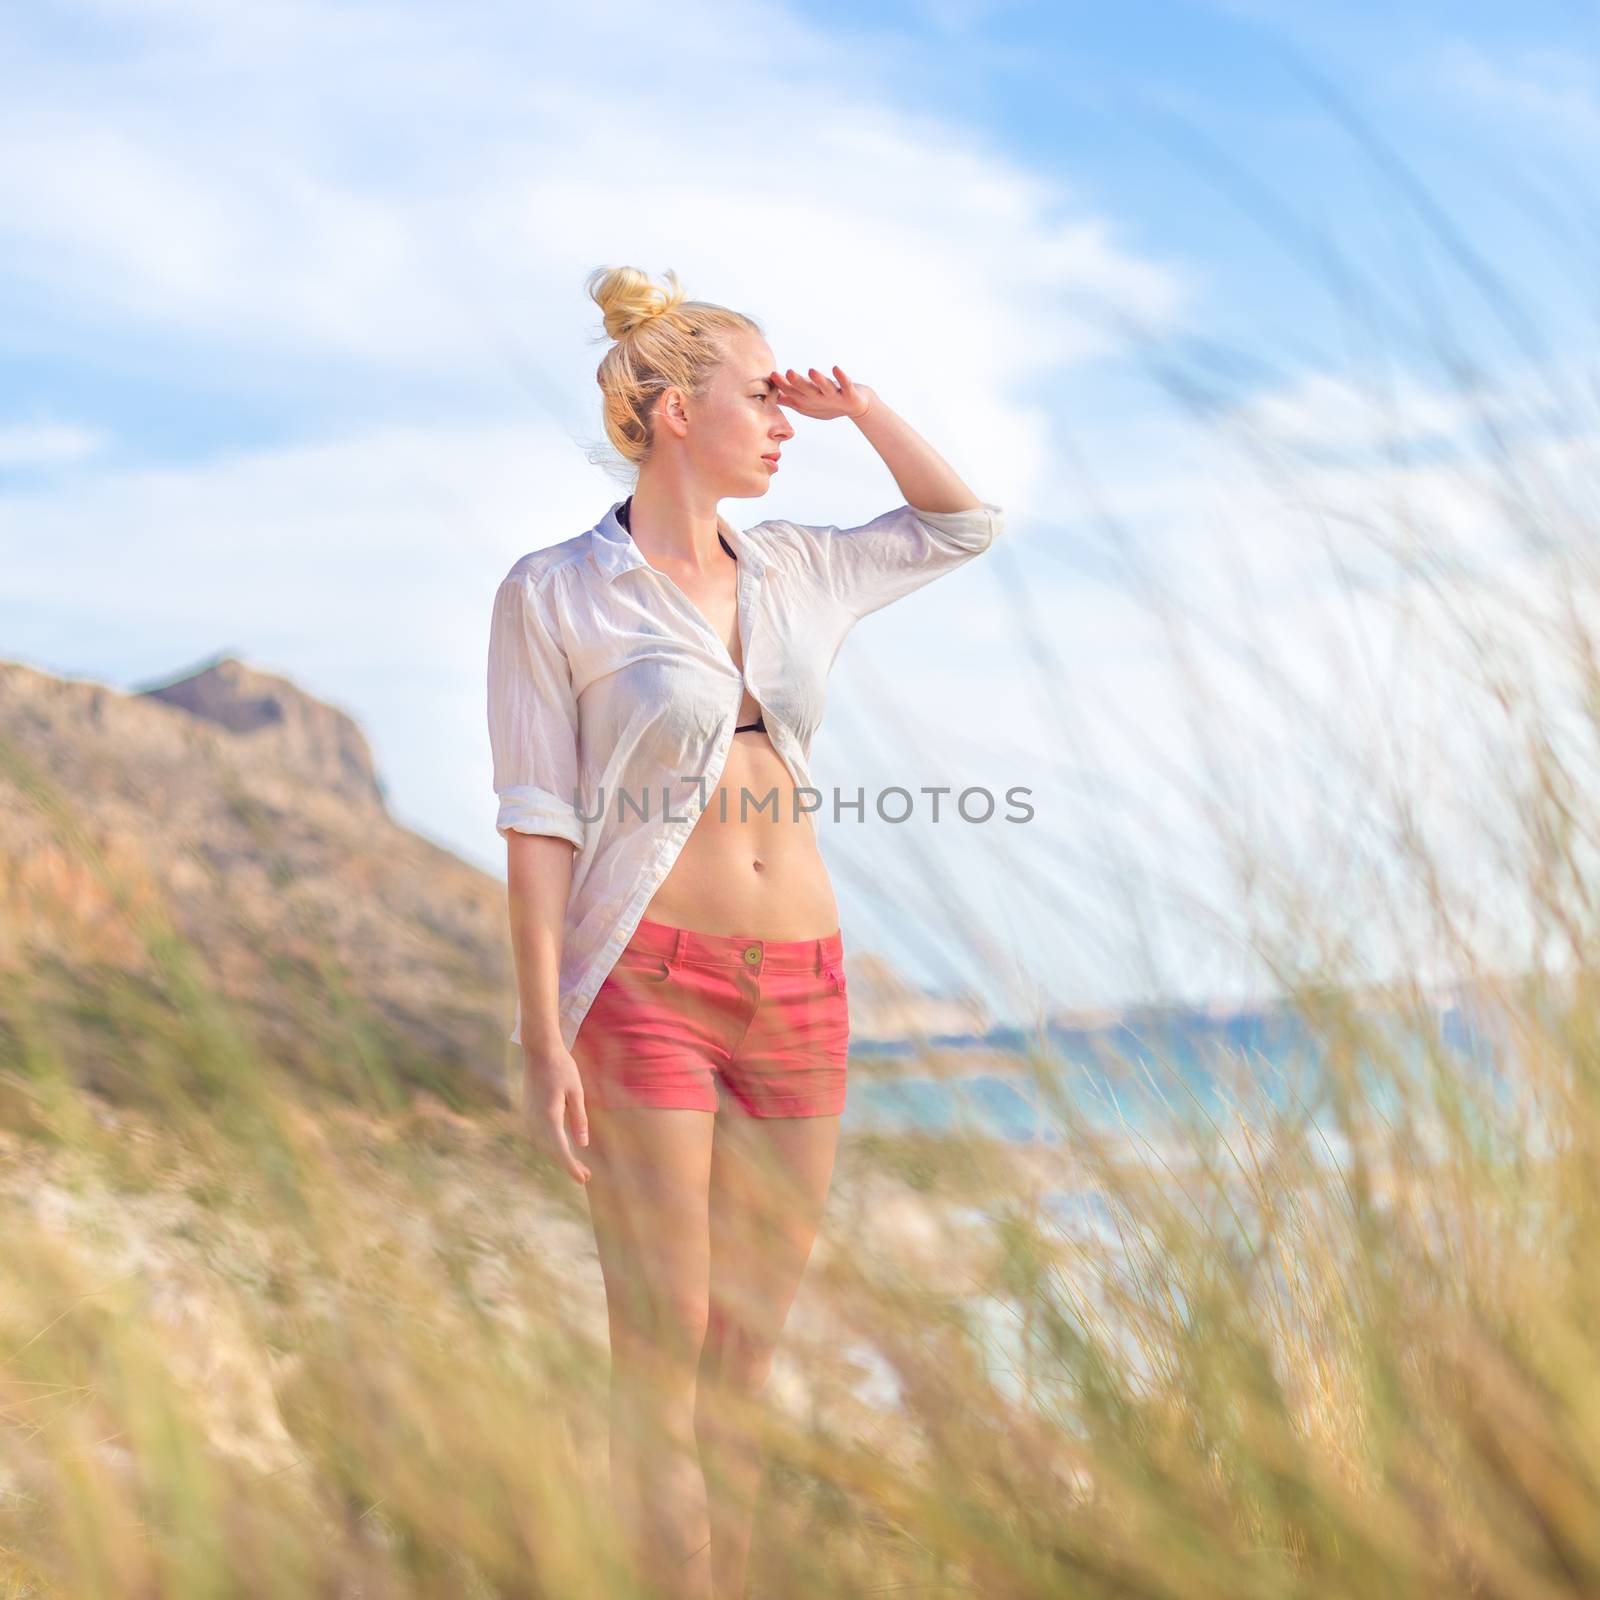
[582,1102,841,1599]
[584,1104,718,1598]
[696,1109,842,1600]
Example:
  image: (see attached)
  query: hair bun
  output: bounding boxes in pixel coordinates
[585,265,690,342]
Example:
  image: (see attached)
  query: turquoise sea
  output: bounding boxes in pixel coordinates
[838,998,1511,1144]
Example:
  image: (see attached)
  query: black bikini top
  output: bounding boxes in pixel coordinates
[617,497,766,736]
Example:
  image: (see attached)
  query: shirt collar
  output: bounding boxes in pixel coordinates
[589,499,765,583]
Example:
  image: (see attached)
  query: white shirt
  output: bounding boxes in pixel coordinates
[487,495,1005,1050]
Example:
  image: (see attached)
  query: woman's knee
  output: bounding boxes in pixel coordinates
[716,1346,775,1395]
[701,1305,777,1392]
[610,1291,710,1372]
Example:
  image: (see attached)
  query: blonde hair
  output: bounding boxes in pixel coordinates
[583,266,763,473]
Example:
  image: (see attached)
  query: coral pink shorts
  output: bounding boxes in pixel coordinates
[571,917,850,1117]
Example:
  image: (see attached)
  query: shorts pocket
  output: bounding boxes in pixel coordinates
[612,950,673,984]
[825,965,847,998]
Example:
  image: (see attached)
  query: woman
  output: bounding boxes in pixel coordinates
[486,264,1003,1599]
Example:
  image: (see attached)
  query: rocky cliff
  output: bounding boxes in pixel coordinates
[138,653,386,813]
[0,656,510,1101]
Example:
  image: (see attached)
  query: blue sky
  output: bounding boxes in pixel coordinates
[3,0,1597,1023]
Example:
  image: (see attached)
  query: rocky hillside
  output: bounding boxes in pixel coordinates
[0,656,977,1100]
[138,654,386,813]
[0,654,514,1101]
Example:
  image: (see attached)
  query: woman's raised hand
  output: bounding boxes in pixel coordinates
[769,365,873,421]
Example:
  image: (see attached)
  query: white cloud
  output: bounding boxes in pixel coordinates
[0,421,106,469]
[0,0,1191,395]
[1228,369,1473,452]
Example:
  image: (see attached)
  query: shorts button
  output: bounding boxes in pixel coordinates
[743,946,761,964]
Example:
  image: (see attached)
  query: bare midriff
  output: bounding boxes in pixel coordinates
[624,500,839,940]
[641,709,841,939]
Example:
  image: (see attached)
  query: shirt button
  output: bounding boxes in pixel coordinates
[743,946,761,964]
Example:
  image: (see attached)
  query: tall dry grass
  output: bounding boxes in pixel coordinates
[6,782,1600,1598]
[7,61,1600,1600]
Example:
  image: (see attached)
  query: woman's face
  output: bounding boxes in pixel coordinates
[673,327,794,499]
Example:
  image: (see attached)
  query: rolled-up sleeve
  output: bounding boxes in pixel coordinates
[486,570,586,849]
[787,501,1004,620]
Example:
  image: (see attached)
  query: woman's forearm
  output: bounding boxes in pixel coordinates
[506,831,577,1053]
[849,394,983,515]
